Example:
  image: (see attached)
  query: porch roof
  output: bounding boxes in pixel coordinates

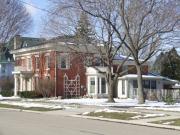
[118,74,178,85]
[118,74,163,80]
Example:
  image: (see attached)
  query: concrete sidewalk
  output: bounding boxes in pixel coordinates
[43,105,180,131]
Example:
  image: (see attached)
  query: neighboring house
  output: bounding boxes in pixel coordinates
[0,43,14,91]
[86,56,177,100]
[11,35,177,100]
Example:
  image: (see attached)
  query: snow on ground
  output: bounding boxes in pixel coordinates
[135,106,180,112]
[94,108,126,113]
[162,121,175,125]
[49,98,180,112]
[0,101,64,109]
[131,113,166,119]
[1,95,180,111]
[49,98,139,106]
[82,108,166,119]
[0,95,20,101]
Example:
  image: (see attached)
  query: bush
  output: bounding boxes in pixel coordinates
[163,94,175,105]
[36,79,55,97]
[0,89,14,97]
[18,91,42,98]
[0,77,14,91]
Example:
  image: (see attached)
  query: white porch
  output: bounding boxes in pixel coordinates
[117,74,177,100]
[12,66,35,96]
[86,67,108,98]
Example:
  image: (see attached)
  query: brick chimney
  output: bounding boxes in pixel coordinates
[13,35,21,50]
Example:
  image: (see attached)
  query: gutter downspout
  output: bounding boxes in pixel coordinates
[55,51,57,97]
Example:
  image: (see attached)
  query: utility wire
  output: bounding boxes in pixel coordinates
[19,0,53,14]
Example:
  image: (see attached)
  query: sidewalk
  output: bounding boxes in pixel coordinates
[44,105,180,131]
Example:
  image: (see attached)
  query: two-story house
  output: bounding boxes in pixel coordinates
[11,35,99,98]
[11,35,177,100]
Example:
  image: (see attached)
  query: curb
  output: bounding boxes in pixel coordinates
[71,115,180,131]
[0,107,45,114]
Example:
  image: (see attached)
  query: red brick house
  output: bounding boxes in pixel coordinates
[11,35,98,98]
[11,35,177,99]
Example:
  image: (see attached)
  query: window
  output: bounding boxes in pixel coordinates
[34,77,39,90]
[21,58,26,67]
[122,80,125,95]
[35,57,39,69]
[90,77,95,93]
[101,78,106,94]
[143,80,150,89]
[133,80,138,88]
[1,64,6,74]
[59,54,70,69]
[45,56,50,69]
[151,80,156,89]
[27,58,32,70]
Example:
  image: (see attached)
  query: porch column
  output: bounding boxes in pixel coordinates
[20,74,23,91]
[95,76,98,95]
[99,77,102,94]
[14,74,18,96]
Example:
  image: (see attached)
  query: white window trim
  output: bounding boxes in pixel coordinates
[59,54,70,70]
[27,57,32,71]
[45,55,50,70]
[35,57,40,71]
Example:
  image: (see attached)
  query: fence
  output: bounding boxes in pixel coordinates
[132,88,180,102]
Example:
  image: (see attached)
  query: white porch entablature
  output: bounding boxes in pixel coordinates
[86,66,113,76]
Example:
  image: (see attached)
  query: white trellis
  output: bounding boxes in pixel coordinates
[64,74,80,98]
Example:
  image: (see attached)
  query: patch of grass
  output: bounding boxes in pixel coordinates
[86,111,137,120]
[0,103,62,112]
[152,119,180,126]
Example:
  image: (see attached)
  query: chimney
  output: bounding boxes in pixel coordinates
[14,35,21,50]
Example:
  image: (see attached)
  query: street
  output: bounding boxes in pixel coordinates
[0,110,179,135]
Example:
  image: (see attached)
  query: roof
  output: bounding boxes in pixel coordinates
[0,46,13,63]
[114,55,144,61]
[119,73,179,84]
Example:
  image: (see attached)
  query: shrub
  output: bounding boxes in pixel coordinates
[36,79,55,97]
[0,89,14,97]
[0,77,14,91]
[18,91,42,98]
[163,94,175,105]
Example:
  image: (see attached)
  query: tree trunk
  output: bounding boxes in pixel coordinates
[107,66,115,103]
[136,64,145,104]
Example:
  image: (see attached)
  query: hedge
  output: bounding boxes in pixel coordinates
[18,91,42,98]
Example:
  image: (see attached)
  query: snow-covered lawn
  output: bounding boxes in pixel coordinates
[1,95,180,112]
[0,95,69,109]
[49,98,180,112]
[0,101,64,109]
[82,108,166,120]
[0,95,20,101]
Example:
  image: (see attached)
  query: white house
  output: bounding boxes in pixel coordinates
[86,67,177,100]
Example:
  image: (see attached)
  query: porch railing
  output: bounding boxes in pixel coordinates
[132,88,180,102]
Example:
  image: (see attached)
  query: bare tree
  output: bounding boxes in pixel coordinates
[45,0,179,103]
[0,0,32,44]
[74,0,179,104]
[44,0,130,102]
